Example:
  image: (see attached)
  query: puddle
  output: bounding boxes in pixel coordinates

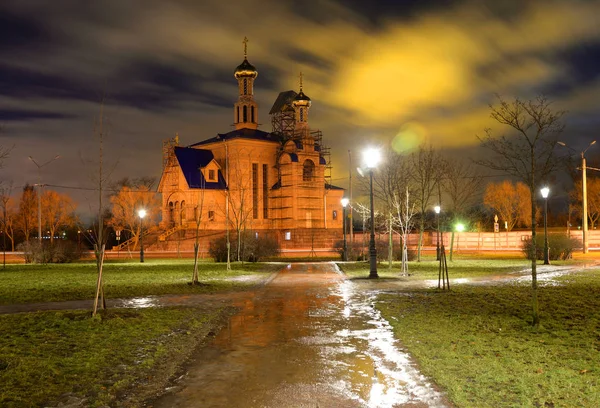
[150,263,449,407]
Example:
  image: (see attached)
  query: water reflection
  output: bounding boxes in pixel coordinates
[152,262,448,408]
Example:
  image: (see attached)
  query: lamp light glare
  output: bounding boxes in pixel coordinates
[541,187,550,198]
[138,209,147,218]
[456,223,465,232]
[341,198,349,208]
[434,205,441,214]
[363,147,381,169]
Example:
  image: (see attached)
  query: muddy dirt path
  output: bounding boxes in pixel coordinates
[148,262,449,408]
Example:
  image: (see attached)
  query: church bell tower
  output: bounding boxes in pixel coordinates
[292,72,311,130]
[233,37,259,130]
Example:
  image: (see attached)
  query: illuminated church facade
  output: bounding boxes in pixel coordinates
[156,40,344,254]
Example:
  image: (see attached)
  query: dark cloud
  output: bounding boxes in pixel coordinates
[1,0,599,218]
[0,109,73,122]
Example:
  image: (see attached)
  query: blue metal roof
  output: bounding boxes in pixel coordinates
[189,128,281,147]
[174,146,227,189]
[319,156,327,165]
[325,183,344,191]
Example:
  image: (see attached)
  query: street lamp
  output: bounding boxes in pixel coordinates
[558,140,596,253]
[28,155,60,243]
[363,147,381,279]
[434,205,441,260]
[341,198,349,261]
[541,186,550,265]
[138,209,147,263]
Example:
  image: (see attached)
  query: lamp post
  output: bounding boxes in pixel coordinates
[28,155,60,243]
[541,186,550,265]
[434,205,441,260]
[138,209,147,263]
[363,147,381,279]
[341,198,349,261]
[558,140,596,253]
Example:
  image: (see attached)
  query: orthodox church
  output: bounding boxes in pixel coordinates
[156,39,344,255]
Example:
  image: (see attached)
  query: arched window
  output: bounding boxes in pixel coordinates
[180,200,186,222]
[243,79,248,95]
[300,108,304,122]
[303,159,315,181]
[169,202,174,226]
[237,106,240,123]
[251,106,255,123]
[243,105,248,122]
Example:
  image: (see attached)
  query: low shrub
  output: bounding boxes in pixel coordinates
[209,232,280,262]
[17,240,83,264]
[521,233,580,261]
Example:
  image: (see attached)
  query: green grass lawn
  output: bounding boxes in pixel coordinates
[0,259,282,304]
[338,258,537,279]
[337,257,596,280]
[0,306,230,407]
[376,269,600,407]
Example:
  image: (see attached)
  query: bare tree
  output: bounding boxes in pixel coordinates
[570,178,600,229]
[82,96,118,317]
[222,149,255,261]
[368,151,415,269]
[483,180,532,231]
[477,95,564,327]
[41,190,78,243]
[109,185,160,250]
[392,186,417,276]
[410,145,444,261]
[0,183,15,267]
[443,158,485,219]
[16,185,37,242]
[192,178,206,284]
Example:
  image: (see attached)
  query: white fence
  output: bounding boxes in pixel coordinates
[352,229,599,252]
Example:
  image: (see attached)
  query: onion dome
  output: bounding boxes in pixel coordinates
[292,72,311,107]
[234,58,258,79]
[294,90,311,102]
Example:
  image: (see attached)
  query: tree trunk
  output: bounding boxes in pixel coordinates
[530,147,539,328]
[449,230,455,261]
[388,213,393,269]
[417,218,424,262]
[192,242,199,284]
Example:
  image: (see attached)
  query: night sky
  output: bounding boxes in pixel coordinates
[1,0,600,217]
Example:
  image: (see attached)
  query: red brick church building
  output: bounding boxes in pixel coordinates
[156,40,344,256]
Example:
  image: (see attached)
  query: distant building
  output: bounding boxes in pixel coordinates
[157,40,344,255]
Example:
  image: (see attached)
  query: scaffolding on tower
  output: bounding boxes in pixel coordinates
[161,134,180,193]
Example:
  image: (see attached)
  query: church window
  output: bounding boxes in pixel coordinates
[262,164,268,219]
[300,108,304,122]
[208,169,215,181]
[251,106,255,123]
[252,163,259,219]
[243,79,248,95]
[333,210,338,220]
[284,231,291,240]
[243,105,248,122]
[208,210,215,221]
[302,160,315,181]
[237,106,240,123]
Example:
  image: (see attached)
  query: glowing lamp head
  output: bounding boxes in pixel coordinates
[540,187,550,199]
[363,147,381,169]
[434,205,441,214]
[456,223,465,232]
[341,198,349,208]
[138,209,147,219]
